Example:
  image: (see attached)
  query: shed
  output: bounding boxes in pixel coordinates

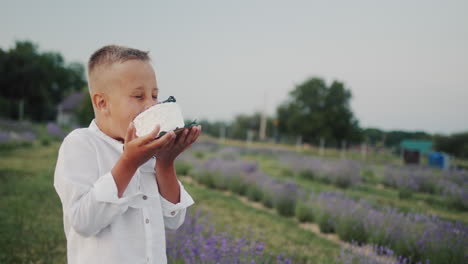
[400,140,433,164]
[57,92,84,127]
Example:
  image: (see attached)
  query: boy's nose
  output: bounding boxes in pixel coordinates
[143,99,156,110]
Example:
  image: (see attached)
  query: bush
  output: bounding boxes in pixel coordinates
[281,167,294,177]
[40,137,51,146]
[336,217,368,245]
[398,188,413,200]
[228,176,247,196]
[0,140,33,151]
[275,197,296,217]
[198,171,216,188]
[361,169,377,184]
[419,180,437,194]
[260,189,274,208]
[212,174,229,190]
[246,184,263,202]
[317,213,335,233]
[175,162,192,176]
[273,182,298,217]
[295,202,314,222]
[318,174,332,185]
[298,169,315,181]
[193,151,205,160]
[446,195,468,211]
[334,175,352,189]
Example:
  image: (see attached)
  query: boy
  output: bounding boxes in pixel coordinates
[54,45,201,264]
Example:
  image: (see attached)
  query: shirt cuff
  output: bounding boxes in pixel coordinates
[160,180,194,218]
[93,172,140,213]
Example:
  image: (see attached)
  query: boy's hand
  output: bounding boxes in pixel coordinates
[112,122,178,198]
[121,122,178,170]
[153,125,202,165]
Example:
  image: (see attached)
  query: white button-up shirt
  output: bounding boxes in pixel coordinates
[53,120,195,264]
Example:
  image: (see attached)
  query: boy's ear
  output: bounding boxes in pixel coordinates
[92,93,109,115]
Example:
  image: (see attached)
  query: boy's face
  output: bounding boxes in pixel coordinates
[97,60,158,142]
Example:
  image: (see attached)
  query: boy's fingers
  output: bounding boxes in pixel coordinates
[165,134,177,149]
[141,124,161,144]
[176,128,189,145]
[191,126,201,143]
[191,126,201,142]
[147,130,174,150]
[180,126,201,151]
[187,126,200,144]
[161,134,176,151]
[183,127,196,145]
[124,122,136,143]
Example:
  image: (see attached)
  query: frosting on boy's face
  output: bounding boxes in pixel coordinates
[95,60,158,142]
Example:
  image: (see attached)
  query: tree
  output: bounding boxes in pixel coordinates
[435,132,468,159]
[75,88,94,126]
[197,120,230,138]
[277,77,362,146]
[0,40,86,121]
[230,112,276,141]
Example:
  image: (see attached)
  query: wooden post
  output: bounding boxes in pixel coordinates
[219,125,226,143]
[296,135,303,152]
[259,92,267,141]
[246,130,254,148]
[18,99,24,121]
[341,140,346,159]
[319,138,325,157]
[361,143,367,161]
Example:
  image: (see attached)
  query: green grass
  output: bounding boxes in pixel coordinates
[0,142,339,264]
[244,153,468,224]
[0,142,66,264]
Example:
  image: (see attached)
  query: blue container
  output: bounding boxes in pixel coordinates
[428,152,450,169]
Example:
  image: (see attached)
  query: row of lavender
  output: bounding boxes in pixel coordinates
[382,165,467,209]
[177,149,467,264]
[166,209,292,264]
[202,143,468,198]
[0,118,65,146]
[336,244,432,264]
[264,149,467,211]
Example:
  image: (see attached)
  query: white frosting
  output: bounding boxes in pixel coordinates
[133,102,185,137]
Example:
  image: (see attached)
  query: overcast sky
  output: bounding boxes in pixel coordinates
[1,0,467,134]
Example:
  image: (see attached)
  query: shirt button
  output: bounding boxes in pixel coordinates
[142,195,147,200]
[170,211,176,216]
[145,218,149,224]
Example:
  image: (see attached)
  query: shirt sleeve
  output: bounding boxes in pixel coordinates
[53,131,141,237]
[160,180,194,230]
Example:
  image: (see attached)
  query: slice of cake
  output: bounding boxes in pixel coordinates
[133,96,186,138]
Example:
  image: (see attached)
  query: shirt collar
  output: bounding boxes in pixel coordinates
[88,119,124,153]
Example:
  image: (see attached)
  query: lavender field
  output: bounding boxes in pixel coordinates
[0,124,338,263]
[175,139,468,264]
[0,120,467,263]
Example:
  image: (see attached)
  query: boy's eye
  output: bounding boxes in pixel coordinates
[134,95,143,99]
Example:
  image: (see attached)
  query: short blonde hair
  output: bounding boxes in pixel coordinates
[87,45,151,92]
[87,45,150,75]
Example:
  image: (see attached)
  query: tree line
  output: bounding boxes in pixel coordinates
[0,40,466,158]
[0,41,85,121]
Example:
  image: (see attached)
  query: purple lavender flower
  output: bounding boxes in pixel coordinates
[166,208,292,263]
[46,122,64,138]
[0,131,10,143]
